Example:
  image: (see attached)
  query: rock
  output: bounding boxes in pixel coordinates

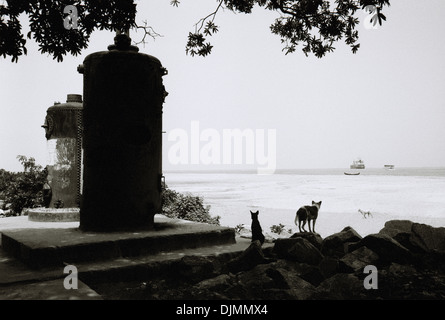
[288,239,324,265]
[275,268,317,299]
[379,220,445,254]
[321,226,362,258]
[410,223,445,252]
[387,262,417,277]
[364,262,445,300]
[195,274,233,292]
[318,257,340,279]
[234,264,284,299]
[175,256,219,283]
[312,273,365,300]
[351,233,412,264]
[339,246,379,273]
[269,259,323,286]
[420,250,445,272]
[235,263,316,300]
[379,220,424,253]
[290,232,323,250]
[379,220,413,237]
[95,220,445,300]
[273,238,302,259]
[273,259,324,286]
[226,240,269,273]
[273,237,323,265]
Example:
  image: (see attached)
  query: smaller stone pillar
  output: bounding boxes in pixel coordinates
[41,94,83,208]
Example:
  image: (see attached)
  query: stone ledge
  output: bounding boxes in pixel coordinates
[1,218,236,269]
[27,208,80,222]
[0,279,102,300]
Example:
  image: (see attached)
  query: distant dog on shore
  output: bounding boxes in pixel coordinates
[250,210,265,245]
[359,209,373,219]
[295,201,322,233]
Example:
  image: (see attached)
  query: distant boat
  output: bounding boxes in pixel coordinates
[384,164,395,170]
[350,158,365,169]
[344,172,360,176]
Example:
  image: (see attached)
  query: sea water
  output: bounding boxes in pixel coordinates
[164,168,445,238]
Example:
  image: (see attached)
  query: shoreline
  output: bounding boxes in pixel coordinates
[211,206,445,239]
[165,169,445,240]
[2,209,445,240]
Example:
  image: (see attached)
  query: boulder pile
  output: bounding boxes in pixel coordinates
[96,220,445,300]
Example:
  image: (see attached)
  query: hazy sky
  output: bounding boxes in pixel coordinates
[1,0,444,172]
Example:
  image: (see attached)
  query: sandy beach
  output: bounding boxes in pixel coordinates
[164,169,445,238]
[1,168,444,240]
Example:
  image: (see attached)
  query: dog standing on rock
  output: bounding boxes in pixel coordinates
[250,210,265,245]
[295,201,322,233]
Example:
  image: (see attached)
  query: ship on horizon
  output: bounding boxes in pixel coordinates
[350,158,365,169]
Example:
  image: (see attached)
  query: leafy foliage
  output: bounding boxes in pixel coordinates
[170,0,180,7]
[0,168,16,202]
[174,0,390,58]
[1,0,136,62]
[2,155,47,214]
[364,4,386,28]
[234,224,245,233]
[162,187,220,225]
[270,223,285,234]
[186,32,214,57]
[1,0,390,62]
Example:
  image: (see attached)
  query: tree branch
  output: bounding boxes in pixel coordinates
[194,0,224,34]
[132,20,163,47]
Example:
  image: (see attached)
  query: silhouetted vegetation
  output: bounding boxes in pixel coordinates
[0,156,47,214]
[1,0,391,62]
[162,187,220,225]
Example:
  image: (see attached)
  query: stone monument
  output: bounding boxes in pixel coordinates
[1,34,237,272]
[28,94,83,222]
[42,94,83,208]
[77,33,168,231]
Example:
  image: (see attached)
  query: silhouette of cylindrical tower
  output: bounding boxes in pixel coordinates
[42,94,83,208]
[78,34,167,231]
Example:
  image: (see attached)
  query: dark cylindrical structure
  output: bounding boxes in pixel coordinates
[42,94,83,208]
[78,35,167,231]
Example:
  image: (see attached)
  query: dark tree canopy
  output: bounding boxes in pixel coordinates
[1,0,136,62]
[0,0,390,62]
[182,0,390,57]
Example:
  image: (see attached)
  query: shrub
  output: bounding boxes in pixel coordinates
[234,224,245,234]
[0,169,16,203]
[270,223,286,235]
[54,199,64,209]
[3,156,47,214]
[161,187,220,225]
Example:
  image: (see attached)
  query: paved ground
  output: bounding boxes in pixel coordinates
[0,215,78,230]
[0,216,102,300]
